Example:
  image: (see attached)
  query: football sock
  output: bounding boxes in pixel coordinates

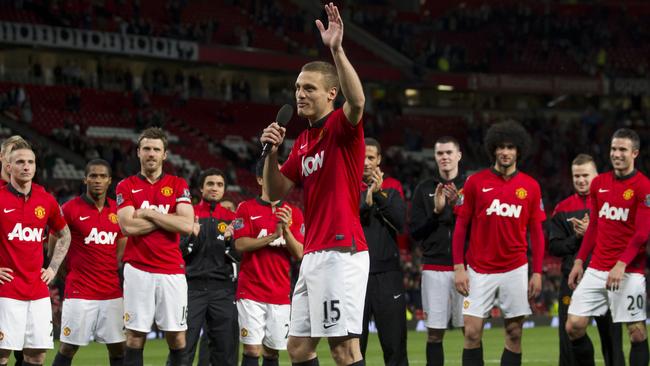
[21,363,41,366]
[630,340,649,366]
[462,346,484,366]
[123,347,143,366]
[570,336,595,366]
[426,341,444,366]
[262,357,279,366]
[347,361,365,365]
[109,356,124,366]
[51,352,72,366]
[168,348,186,366]
[242,354,259,366]
[292,358,319,366]
[500,348,521,366]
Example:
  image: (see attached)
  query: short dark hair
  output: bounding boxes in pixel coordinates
[484,120,532,162]
[138,127,168,151]
[301,61,339,91]
[199,168,226,189]
[364,137,381,155]
[434,136,461,151]
[85,159,112,176]
[612,128,640,151]
[572,154,595,167]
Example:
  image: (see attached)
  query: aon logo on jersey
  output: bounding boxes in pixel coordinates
[257,228,286,246]
[599,202,629,221]
[486,199,522,218]
[302,151,324,177]
[140,201,170,214]
[84,228,118,245]
[8,223,43,242]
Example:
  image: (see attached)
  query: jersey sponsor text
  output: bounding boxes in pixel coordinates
[486,199,522,218]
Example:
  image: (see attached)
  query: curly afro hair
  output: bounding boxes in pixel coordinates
[484,120,532,162]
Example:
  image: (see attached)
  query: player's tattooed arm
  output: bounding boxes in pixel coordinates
[42,225,71,285]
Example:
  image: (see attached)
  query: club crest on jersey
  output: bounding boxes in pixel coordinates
[8,223,43,242]
[623,189,634,201]
[599,202,629,221]
[486,199,522,218]
[233,218,244,230]
[109,213,118,224]
[34,205,46,219]
[140,201,170,214]
[302,150,324,177]
[218,222,228,233]
[161,186,174,197]
[515,187,528,200]
[84,228,118,245]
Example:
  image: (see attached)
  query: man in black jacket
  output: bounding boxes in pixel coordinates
[359,138,408,366]
[410,136,464,366]
[178,168,239,366]
[548,154,623,366]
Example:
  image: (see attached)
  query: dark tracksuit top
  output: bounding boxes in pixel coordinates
[549,193,623,366]
[179,200,239,366]
[359,176,409,366]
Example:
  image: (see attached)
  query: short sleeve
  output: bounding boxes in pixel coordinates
[48,195,67,232]
[529,181,546,223]
[329,108,363,144]
[289,205,305,244]
[457,175,475,220]
[115,179,133,209]
[233,202,252,240]
[280,144,301,185]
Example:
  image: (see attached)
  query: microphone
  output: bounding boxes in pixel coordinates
[260,104,293,159]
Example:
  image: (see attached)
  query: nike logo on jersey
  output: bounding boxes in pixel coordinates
[132,189,143,193]
[300,143,308,149]
[3,208,15,213]
[323,323,337,329]
[598,189,610,193]
[482,188,494,192]
[428,193,435,197]
[393,294,402,299]
[251,216,262,220]
[79,216,90,221]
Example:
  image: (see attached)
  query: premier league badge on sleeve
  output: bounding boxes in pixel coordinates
[645,194,650,208]
[116,193,124,206]
[233,218,244,230]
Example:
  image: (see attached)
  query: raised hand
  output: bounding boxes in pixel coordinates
[260,122,286,155]
[315,2,343,51]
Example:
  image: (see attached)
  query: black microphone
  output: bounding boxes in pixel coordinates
[260,104,293,159]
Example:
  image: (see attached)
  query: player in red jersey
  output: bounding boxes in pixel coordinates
[566,128,650,366]
[0,140,71,366]
[50,159,127,366]
[260,3,368,365]
[0,135,28,187]
[452,121,546,366]
[115,128,194,366]
[548,154,623,366]
[234,160,304,366]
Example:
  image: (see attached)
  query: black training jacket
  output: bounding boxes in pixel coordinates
[360,176,406,274]
[548,193,591,276]
[410,171,465,267]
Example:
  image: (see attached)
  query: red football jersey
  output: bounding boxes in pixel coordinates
[0,179,6,188]
[0,183,67,300]
[62,196,123,300]
[233,198,304,304]
[116,173,192,274]
[280,108,366,254]
[580,171,650,273]
[456,169,546,273]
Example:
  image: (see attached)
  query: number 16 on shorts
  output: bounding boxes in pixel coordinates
[323,300,341,329]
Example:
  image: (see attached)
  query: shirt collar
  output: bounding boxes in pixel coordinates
[7,182,31,198]
[137,172,165,183]
[490,167,518,180]
[81,194,110,208]
[256,196,282,207]
[309,111,332,130]
[614,169,637,181]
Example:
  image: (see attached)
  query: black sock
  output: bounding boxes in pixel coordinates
[123,347,144,366]
[347,361,364,366]
[262,357,279,366]
[462,347,484,366]
[21,363,41,366]
[427,342,444,366]
[168,348,186,366]
[109,356,124,366]
[500,348,521,366]
[570,336,595,366]
[292,358,319,366]
[630,340,649,366]
[242,354,259,366]
[51,352,72,366]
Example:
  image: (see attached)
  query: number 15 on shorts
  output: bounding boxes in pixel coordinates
[323,300,341,328]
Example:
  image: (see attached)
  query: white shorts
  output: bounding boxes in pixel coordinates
[123,263,188,332]
[422,270,464,329]
[290,250,369,338]
[568,268,646,323]
[0,297,53,350]
[237,299,290,350]
[463,264,531,319]
[60,298,126,346]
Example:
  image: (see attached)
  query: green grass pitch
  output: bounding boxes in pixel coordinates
[42,325,628,365]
